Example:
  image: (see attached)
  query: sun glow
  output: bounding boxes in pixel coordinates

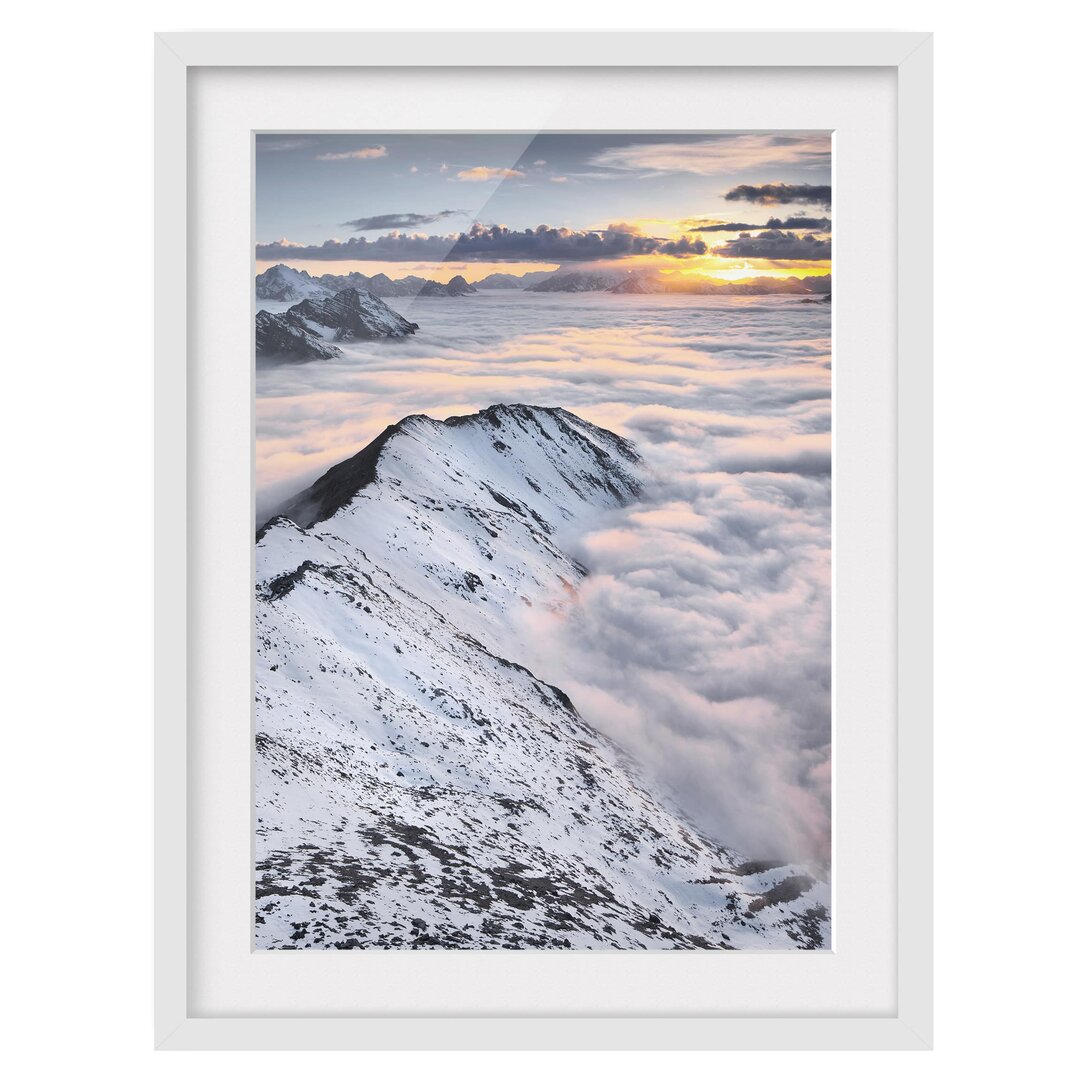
[702,259,832,281]
[614,254,832,283]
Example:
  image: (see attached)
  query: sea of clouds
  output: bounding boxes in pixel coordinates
[256,291,832,864]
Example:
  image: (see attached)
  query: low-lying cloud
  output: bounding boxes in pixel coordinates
[690,215,832,233]
[712,229,832,261]
[526,459,831,862]
[724,183,832,209]
[316,145,388,162]
[256,292,832,863]
[342,210,464,231]
[456,166,524,181]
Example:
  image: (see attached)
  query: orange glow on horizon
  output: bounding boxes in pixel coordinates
[256,256,830,285]
[614,254,831,281]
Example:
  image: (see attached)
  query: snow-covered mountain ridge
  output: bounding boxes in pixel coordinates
[255,404,831,949]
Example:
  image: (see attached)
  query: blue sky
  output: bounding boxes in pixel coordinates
[256,132,832,279]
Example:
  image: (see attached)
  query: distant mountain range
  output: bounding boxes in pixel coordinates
[525,269,632,293]
[612,271,832,296]
[473,270,558,290]
[417,274,477,297]
[256,264,476,302]
[721,274,831,296]
[320,272,429,298]
[256,262,831,303]
[526,269,831,296]
[258,265,508,302]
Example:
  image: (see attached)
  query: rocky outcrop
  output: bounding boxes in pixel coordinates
[417,274,478,296]
[256,287,419,361]
[255,309,342,361]
[288,287,419,341]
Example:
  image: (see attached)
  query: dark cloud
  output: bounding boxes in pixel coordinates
[341,210,464,231]
[690,215,832,233]
[257,223,708,263]
[656,235,709,257]
[712,229,832,261]
[724,183,832,210]
[774,215,832,232]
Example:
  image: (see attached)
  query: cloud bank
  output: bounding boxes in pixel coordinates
[712,229,832,261]
[724,183,832,209]
[255,291,832,863]
[530,420,831,862]
[342,210,464,231]
[690,215,832,233]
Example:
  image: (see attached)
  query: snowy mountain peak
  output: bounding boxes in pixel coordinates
[255,262,332,302]
[255,286,419,361]
[290,287,419,340]
[255,405,831,949]
[274,403,643,533]
[274,421,402,529]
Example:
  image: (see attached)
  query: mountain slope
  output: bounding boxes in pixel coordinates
[255,405,830,949]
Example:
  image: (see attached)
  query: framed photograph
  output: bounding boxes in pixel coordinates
[156,30,932,1049]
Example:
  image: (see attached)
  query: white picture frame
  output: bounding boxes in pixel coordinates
[155,30,932,1050]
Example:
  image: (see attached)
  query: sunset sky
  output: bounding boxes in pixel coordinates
[256,132,832,283]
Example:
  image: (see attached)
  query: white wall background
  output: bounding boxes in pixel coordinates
[2,1,1073,1074]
